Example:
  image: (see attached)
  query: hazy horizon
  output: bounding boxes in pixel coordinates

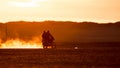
[0,0,120,23]
[0,20,119,24]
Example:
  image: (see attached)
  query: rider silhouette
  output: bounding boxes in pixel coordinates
[42,30,55,48]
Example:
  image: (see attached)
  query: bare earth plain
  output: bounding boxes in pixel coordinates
[0,46,120,68]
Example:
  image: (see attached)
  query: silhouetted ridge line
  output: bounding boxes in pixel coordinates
[0,20,120,43]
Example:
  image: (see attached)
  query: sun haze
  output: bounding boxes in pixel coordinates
[9,0,47,7]
[0,0,120,23]
[9,1,38,7]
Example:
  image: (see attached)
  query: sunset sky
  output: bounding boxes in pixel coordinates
[0,0,120,23]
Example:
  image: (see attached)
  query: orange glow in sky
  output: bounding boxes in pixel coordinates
[0,0,120,23]
[9,0,47,7]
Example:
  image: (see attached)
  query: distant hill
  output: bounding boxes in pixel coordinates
[0,21,120,43]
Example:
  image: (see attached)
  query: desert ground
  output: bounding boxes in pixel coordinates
[0,44,120,68]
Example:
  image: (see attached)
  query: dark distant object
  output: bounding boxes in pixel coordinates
[42,30,55,49]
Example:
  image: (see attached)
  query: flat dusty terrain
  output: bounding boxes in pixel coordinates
[0,47,120,68]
